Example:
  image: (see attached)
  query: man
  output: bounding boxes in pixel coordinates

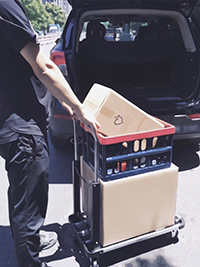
[0,1,99,266]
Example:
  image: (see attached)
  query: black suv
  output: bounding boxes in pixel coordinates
[49,0,200,147]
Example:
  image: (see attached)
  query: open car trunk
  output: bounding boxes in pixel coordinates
[71,6,200,115]
[68,0,197,12]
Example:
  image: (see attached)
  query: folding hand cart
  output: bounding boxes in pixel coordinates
[69,119,185,267]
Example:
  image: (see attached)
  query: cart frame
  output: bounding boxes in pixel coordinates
[69,119,185,267]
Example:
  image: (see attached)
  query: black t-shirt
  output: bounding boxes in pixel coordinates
[0,0,49,144]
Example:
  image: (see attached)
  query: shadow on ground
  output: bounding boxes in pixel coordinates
[124,256,174,267]
[172,139,200,171]
[40,223,178,267]
[0,221,182,267]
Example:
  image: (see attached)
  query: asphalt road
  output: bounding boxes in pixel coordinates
[0,43,200,266]
[1,136,200,267]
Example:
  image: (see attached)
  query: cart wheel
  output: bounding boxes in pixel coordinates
[90,258,99,267]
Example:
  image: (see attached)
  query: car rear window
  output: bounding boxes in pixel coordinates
[79,15,181,43]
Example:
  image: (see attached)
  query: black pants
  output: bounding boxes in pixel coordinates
[0,134,49,267]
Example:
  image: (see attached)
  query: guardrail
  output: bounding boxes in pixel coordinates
[37,33,61,45]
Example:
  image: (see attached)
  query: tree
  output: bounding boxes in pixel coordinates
[45,3,66,27]
[21,0,66,32]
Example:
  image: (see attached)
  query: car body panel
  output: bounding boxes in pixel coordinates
[49,0,200,147]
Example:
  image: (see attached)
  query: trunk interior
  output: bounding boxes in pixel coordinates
[74,11,200,114]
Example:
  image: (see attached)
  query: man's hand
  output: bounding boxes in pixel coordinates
[72,104,100,131]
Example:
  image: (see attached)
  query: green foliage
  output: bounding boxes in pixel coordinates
[45,3,66,26]
[21,0,66,32]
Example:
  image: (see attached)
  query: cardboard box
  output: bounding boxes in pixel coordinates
[80,157,179,247]
[83,84,164,137]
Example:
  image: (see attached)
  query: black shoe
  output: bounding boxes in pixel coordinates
[39,230,58,251]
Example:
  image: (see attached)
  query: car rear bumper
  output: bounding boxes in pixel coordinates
[158,114,200,140]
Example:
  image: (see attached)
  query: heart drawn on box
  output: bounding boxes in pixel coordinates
[114,115,123,125]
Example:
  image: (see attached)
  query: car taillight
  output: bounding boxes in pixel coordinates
[50,51,68,76]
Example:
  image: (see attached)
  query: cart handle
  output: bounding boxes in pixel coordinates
[72,119,99,183]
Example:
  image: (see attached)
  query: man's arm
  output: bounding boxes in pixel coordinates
[20,41,99,129]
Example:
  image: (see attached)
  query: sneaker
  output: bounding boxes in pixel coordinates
[39,230,58,251]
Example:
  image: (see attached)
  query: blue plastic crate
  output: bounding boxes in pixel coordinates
[81,119,175,181]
